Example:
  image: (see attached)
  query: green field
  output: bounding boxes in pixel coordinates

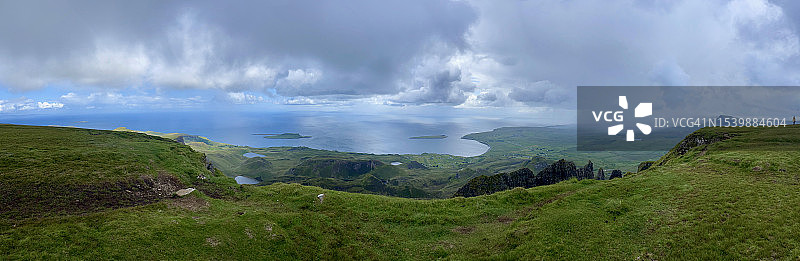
[2,124,800,259]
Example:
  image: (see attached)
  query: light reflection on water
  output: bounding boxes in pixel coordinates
[234,176,259,184]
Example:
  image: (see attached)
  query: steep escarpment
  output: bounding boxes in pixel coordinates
[453,159,596,197]
[288,157,384,179]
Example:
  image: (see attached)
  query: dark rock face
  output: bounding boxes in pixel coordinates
[288,158,384,179]
[203,155,216,172]
[596,168,606,180]
[532,159,576,186]
[576,161,594,180]
[453,168,535,197]
[638,161,654,172]
[453,159,597,198]
[609,170,623,180]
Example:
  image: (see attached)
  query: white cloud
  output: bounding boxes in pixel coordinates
[284,96,317,105]
[37,101,64,109]
[283,69,322,88]
[226,92,265,104]
[57,91,206,109]
[0,98,65,113]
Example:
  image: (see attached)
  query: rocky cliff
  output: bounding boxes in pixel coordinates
[453,159,596,197]
[287,158,384,179]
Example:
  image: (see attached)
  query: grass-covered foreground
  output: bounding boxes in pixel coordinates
[1,124,800,259]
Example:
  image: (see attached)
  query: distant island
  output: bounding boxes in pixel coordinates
[409,134,447,139]
[254,133,311,139]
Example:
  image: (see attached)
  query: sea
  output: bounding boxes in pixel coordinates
[0,110,559,157]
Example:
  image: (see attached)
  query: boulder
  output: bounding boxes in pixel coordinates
[175,188,196,197]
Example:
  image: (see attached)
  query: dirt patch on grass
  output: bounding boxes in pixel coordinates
[452,226,476,234]
[0,174,184,220]
[206,237,220,247]
[431,240,456,251]
[167,196,209,212]
[496,216,515,224]
[535,190,577,208]
[521,190,579,214]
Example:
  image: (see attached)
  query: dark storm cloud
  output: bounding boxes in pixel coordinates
[194,0,477,96]
[1,0,800,110]
[0,1,178,57]
[0,0,476,97]
[392,68,473,104]
[468,0,800,100]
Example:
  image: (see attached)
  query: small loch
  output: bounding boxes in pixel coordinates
[235,176,260,184]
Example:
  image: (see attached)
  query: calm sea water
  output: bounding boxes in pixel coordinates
[0,110,552,156]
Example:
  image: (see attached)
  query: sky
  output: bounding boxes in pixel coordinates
[1,0,799,115]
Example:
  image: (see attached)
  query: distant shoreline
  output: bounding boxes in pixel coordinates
[409,135,447,139]
[255,133,312,139]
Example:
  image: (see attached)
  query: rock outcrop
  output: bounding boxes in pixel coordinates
[453,159,597,198]
[659,131,734,165]
[203,154,216,172]
[637,161,654,172]
[576,160,594,180]
[453,168,536,197]
[609,170,623,180]
[595,168,606,180]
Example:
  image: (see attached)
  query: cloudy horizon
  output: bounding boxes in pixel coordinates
[1,0,799,114]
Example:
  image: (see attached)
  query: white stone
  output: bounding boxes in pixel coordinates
[175,188,196,197]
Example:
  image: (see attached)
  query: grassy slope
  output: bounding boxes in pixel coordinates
[3,125,799,259]
[0,124,237,220]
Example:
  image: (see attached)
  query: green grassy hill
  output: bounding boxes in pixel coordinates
[0,125,238,220]
[2,124,799,259]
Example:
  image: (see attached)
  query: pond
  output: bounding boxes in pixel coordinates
[235,176,260,184]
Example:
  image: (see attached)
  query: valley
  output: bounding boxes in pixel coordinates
[116,126,663,198]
